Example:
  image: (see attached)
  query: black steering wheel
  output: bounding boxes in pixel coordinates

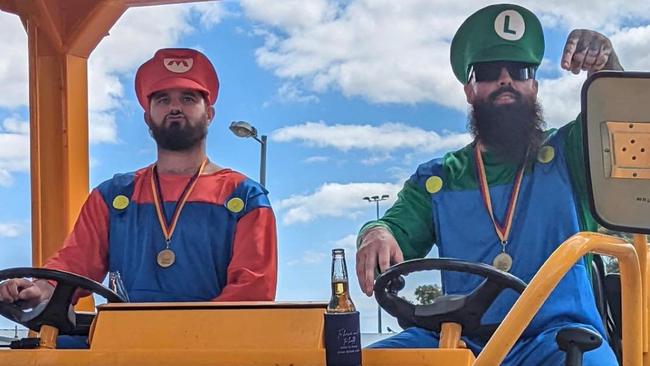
[374,258,527,338]
[0,268,125,335]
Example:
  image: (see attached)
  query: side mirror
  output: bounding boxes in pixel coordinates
[582,71,650,234]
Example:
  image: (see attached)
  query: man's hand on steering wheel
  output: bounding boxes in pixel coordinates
[0,278,54,308]
[0,268,125,336]
[356,227,405,296]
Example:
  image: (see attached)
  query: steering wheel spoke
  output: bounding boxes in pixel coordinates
[466,279,507,314]
[32,283,78,333]
[0,301,30,323]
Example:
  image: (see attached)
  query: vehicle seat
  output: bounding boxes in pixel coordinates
[590,254,622,365]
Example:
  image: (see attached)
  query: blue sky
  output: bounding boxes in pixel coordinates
[1,1,650,333]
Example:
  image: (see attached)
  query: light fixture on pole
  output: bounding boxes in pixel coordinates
[362,194,390,334]
[229,120,267,187]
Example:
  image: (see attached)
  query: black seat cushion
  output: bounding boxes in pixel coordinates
[591,255,622,364]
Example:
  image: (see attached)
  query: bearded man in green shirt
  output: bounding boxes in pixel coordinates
[356,4,623,365]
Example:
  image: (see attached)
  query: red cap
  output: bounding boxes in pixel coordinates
[135,48,219,110]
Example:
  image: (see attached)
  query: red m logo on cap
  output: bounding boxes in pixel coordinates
[167,60,189,67]
[163,58,194,73]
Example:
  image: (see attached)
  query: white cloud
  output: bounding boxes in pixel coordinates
[91,5,198,77]
[0,170,13,187]
[191,2,229,28]
[0,12,28,108]
[286,234,358,266]
[537,58,560,78]
[304,156,330,163]
[538,73,585,128]
[244,0,467,108]
[242,1,650,111]
[242,0,336,31]
[385,165,416,183]
[2,115,29,135]
[611,25,650,71]
[272,121,471,153]
[0,223,22,238]
[361,153,392,166]
[528,1,650,32]
[331,234,358,250]
[0,116,29,186]
[287,250,328,266]
[89,112,119,144]
[276,182,401,225]
[277,82,319,104]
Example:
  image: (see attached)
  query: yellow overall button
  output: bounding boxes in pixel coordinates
[537,145,555,163]
[425,176,443,194]
[226,197,245,213]
[112,195,129,210]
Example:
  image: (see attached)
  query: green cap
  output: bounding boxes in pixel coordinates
[450,4,545,84]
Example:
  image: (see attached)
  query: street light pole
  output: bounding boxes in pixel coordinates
[260,135,267,187]
[375,199,380,222]
[229,121,267,187]
[363,194,390,334]
[363,195,389,219]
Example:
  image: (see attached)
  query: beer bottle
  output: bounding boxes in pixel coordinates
[327,248,356,313]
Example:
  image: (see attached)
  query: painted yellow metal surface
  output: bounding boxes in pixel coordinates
[645,237,650,366]
[475,232,644,366]
[439,322,463,349]
[634,233,649,353]
[90,302,328,350]
[0,302,476,366]
[0,349,476,366]
[38,324,59,349]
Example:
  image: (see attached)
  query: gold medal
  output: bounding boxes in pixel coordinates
[157,248,176,268]
[493,252,513,272]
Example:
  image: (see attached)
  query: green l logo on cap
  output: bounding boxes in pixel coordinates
[494,10,525,41]
[503,16,516,34]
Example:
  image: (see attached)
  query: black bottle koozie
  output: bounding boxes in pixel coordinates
[324,311,362,366]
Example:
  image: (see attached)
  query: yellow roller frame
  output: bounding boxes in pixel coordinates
[475,232,646,366]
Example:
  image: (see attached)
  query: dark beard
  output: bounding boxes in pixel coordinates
[468,86,545,164]
[149,114,208,151]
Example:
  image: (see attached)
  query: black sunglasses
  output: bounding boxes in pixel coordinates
[468,62,537,83]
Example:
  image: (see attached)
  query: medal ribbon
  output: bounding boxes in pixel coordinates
[474,143,527,245]
[150,159,207,244]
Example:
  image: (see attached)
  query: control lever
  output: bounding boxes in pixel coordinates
[556,327,603,366]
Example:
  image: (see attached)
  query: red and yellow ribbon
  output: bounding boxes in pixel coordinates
[150,159,207,243]
[474,143,527,244]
